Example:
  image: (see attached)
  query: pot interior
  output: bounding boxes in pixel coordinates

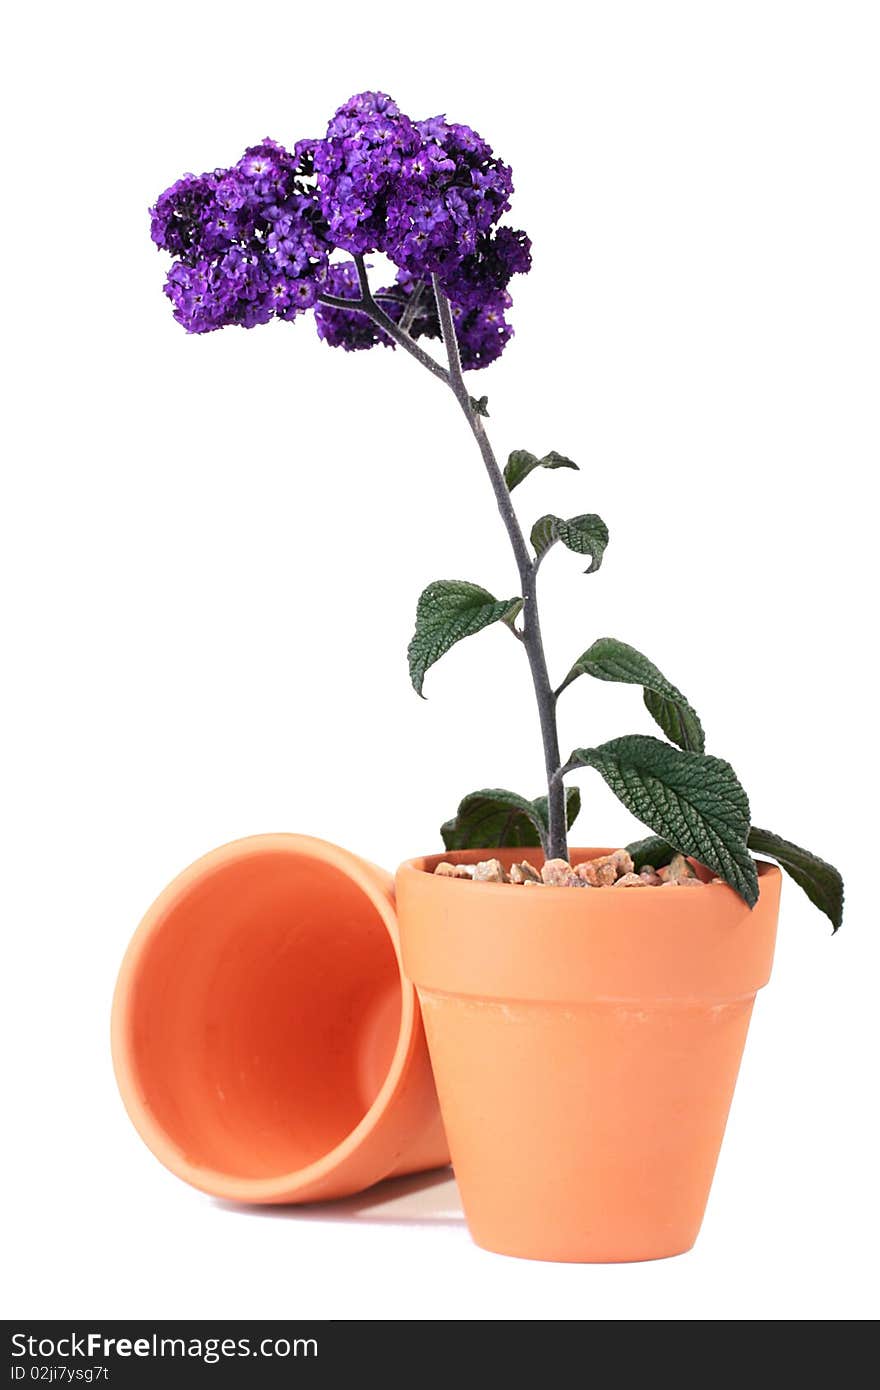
[122,849,401,1180]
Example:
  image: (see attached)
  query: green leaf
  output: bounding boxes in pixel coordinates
[557,637,705,752]
[563,734,758,905]
[408,581,522,697]
[625,827,845,928]
[625,834,675,871]
[469,395,490,417]
[504,449,579,493]
[441,786,581,853]
[748,826,844,932]
[530,513,609,573]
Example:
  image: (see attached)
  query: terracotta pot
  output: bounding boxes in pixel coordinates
[112,834,449,1203]
[396,847,781,1263]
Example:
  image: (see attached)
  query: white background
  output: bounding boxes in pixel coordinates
[3,0,878,1322]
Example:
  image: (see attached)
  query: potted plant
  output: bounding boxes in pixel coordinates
[150,90,843,1262]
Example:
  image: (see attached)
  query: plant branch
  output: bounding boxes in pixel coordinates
[357,256,450,383]
[431,276,568,858]
[315,288,450,383]
[550,760,573,787]
[353,253,372,301]
[317,291,366,310]
[368,299,450,382]
[399,280,425,335]
[531,541,557,576]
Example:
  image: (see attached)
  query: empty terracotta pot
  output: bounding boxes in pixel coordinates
[396,847,782,1263]
[112,834,449,1203]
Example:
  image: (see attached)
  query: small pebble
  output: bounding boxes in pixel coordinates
[576,859,612,886]
[509,861,544,885]
[575,861,600,886]
[576,852,630,886]
[658,853,696,884]
[541,857,574,886]
[473,858,506,883]
[610,849,635,877]
[434,851,709,889]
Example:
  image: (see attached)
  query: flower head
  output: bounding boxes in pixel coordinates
[150,138,329,332]
[313,92,421,256]
[312,95,529,310]
[151,94,531,358]
[381,115,516,291]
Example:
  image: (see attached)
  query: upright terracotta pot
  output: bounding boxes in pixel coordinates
[112,834,449,1204]
[396,847,781,1263]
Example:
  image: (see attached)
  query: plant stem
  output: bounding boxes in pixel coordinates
[430,277,567,859]
[317,261,568,857]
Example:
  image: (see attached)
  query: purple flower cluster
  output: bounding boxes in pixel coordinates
[313,93,420,258]
[314,93,530,312]
[151,139,328,332]
[151,92,531,365]
[447,288,514,369]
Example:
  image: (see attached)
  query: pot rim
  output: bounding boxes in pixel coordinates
[395,847,782,1004]
[111,832,420,1204]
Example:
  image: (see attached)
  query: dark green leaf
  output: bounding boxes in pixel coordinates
[530,513,609,573]
[562,734,758,905]
[748,826,844,932]
[408,581,522,697]
[557,637,705,752]
[504,449,579,493]
[644,687,705,753]
[469,395,490,417]
[625,834,675,871]
[440,786,581,853]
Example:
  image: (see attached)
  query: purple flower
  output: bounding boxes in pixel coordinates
[151,137,330,333]
[451,288,514,368]
[439,226,532,310]
[215,176,247,212]
[313,92,421,256]
[150,172,222,259]
[380,110,520,295]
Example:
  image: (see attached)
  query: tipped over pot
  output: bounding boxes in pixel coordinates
[112,834,449,1204]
